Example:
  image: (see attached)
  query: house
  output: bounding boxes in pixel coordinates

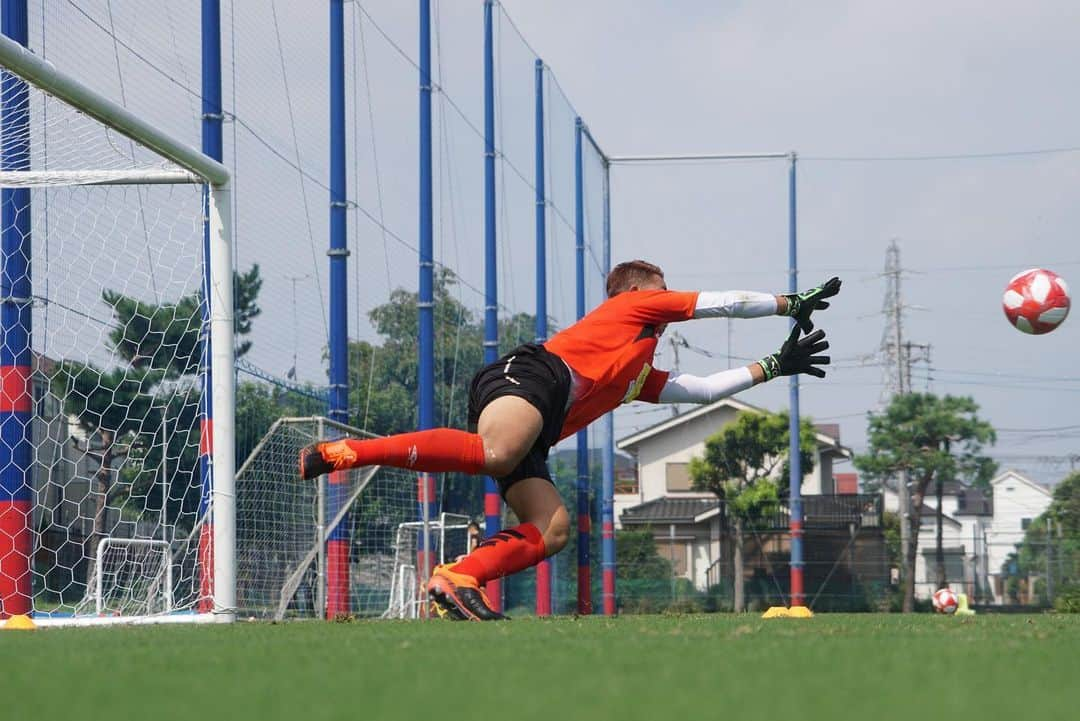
[985,471,1053,601]
[615,397,858,592]
[881,469,1051,603]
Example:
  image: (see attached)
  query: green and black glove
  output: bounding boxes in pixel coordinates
[784,276,841,332]
[757,326,830,380]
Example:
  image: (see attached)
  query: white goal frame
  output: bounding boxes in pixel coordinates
[0,33,235,625]
[94,538,174,615]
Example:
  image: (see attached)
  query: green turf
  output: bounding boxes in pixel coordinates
[2,614,1076,721]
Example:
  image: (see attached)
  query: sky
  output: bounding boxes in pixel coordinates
[499,0,1080,484]
[20,0,1080,485]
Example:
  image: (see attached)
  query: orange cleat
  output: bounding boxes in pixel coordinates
[426,564,507,621]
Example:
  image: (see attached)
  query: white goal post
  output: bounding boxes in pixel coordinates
[0,33,235,624]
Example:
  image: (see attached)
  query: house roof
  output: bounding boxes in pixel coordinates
[616,397,851,458]
[990,469,1052,497]
[619,496,719,525]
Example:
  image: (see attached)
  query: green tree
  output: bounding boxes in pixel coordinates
[104,264,262,373]
[854,393,996,612]
[688,410,817,612]
[52,266,262,588]
[1010,471,1080,607]
[234,381,326,466]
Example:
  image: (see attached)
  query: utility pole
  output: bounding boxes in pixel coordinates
[882,241,912,609]
[880,240,931,611]
[1046,517,1054,605]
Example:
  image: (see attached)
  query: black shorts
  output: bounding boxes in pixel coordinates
[467,343,571,499]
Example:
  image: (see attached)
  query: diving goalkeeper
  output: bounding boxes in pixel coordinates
[300,260,840,620]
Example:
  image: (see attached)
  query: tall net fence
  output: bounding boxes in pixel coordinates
[0,52,212,618]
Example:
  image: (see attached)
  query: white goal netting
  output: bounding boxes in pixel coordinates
[235,417,472,621]
[0,46,227,623]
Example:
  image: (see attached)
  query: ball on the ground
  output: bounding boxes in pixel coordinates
[932,587,958,614]
[1002,268,1070,334]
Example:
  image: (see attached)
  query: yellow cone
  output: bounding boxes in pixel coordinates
[761,606,790,618]
[955,593,976,617]
[762,605,813,619]
[2,614,37,631]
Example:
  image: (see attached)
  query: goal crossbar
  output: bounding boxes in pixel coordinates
[0,169,203,187]
[0,33,228,186]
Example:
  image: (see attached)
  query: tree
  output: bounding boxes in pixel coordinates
[345,268,539,515]
[854,393,996,612]
[1010,471,1080,606]
[688,410,818,612]
[51,266,262,590]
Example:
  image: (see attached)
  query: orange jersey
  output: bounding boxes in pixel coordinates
[544,289,699,439]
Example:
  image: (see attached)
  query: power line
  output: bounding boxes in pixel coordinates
[804,145,1080,162]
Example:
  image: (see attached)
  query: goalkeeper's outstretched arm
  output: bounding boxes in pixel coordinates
[653,327,832,404]
[692,277,841,329]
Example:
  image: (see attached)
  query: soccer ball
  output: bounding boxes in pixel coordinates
[1002,268,1070,335]
[932,587,958,615]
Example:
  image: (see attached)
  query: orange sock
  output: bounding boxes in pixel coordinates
[322,429,486,474]
[450,523,546,584]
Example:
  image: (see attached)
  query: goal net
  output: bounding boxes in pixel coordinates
[0,35,234,624]
[235,417,468,621]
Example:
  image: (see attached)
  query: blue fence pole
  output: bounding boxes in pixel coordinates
[573,117,591,615]
[0,0,31,618]
[787,152,804,607]
[601,159,615,615]
[197,0,222,614]
[481,0,502,612]
[533,58,553,616]
[325,0,351,619]
[416,0,438,611]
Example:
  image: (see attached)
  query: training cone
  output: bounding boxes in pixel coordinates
[2,614,37,631]
[762,606,813,619]
[955,593,976,617]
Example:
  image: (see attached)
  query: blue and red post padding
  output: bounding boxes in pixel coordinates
[533,57,552,617]
[197,417,214,612]
[0,0,32,619]
[483,483,502,612]
[480,0,502,614]
[787,152,805,607]
[0,367,32,618]
[325,468,350,617]
[198,0,223,614]
[601,515,615,615]
[417,473,438,614]
[576,432,591,615]
[326,0,351,619]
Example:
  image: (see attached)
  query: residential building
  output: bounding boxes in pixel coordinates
[615,397,861,592]
[881,469,1051,603]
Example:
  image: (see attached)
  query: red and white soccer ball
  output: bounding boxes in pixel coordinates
[932,587,958,615]
[1002,268,1070,335]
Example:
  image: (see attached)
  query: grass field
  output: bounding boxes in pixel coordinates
[2,614,1076,721]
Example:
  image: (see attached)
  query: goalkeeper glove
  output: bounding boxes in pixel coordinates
[757,326,830,380]
[783,276,841,332]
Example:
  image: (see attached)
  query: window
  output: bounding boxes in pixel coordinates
[1021,518,1032,530]
[658,539,689,576]
[666,462,692,492]
[614,474,638,495]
